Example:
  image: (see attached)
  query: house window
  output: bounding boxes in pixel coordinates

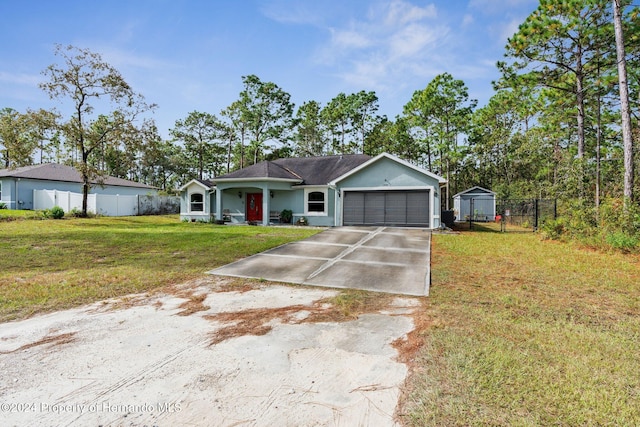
[190,193,204,212]
[305,189,327,215]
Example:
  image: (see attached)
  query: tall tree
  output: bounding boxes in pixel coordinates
[222,100,248,169]
[321,93,352,154]
[0,108,58,167]
[40,44,155,215]
[230,75,295,165]
[349,91,380,153]
[171,111,224,180]
[613,0,635,204]
[27,108,60,164]
[403,73,476,206]
[363,116,395,157]
[466,89,553,198]
[294,100,326,156]
[0,108,36,167]
[138,120,183,191]
[499,0,614,160]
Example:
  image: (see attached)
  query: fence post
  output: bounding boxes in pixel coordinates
[534,199,539,231]
[469,198,474,230]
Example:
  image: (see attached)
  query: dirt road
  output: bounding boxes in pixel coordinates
[0,278,420,426]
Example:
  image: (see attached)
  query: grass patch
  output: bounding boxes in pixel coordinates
[323,289,396,319]
[401,229,640,426]
[0,215,320,321]
[0,209,44,221]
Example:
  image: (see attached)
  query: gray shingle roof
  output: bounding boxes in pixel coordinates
[0,163,155,189]
[215,154,371,185]
[196,178,214,188]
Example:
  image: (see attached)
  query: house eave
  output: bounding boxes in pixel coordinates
[213,177,303,184]
[452,186,496,198]
[179,179,214,192]
[291,183,329,188]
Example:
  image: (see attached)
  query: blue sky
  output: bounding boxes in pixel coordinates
[1,0,538,138]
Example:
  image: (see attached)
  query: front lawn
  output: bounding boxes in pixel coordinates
[0,215,320,321]
[402,228,640,426]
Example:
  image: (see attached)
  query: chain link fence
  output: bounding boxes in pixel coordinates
[444,198,557,232]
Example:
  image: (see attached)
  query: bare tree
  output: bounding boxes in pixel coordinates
[40,45,155,215]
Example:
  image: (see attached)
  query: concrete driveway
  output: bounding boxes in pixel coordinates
[210,226,432,296]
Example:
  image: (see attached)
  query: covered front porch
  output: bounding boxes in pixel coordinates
[215,181,301,226]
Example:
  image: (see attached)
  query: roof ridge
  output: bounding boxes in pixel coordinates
[0,163,154,189]
[265,161,302,180]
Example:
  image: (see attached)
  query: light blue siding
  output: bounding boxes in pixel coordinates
[336,157,442,228]
[453,187,496,221]
[1,177,155,210]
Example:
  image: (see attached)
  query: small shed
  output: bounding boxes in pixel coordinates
[453,186,496,222]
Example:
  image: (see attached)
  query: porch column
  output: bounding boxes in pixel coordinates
[262,186,269,226]
[334,188,341,227]
[215,188,222,221]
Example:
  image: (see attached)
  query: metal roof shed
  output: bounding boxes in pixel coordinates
[453,186,496,222]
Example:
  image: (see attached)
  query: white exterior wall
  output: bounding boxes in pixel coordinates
[33,190,98,214]
[180,181,215,222]
[33,189,145,216]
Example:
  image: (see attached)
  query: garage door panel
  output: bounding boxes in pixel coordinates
[385,192,407,225]
[343,190,430,227]
[364,193,385,224]
[406,192,429,226]
[343,192,364,225]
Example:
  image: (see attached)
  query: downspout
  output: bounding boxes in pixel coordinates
[15,178,20,210]
[431,187,436,229]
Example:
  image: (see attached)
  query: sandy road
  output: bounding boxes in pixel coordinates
[0,278,420,426]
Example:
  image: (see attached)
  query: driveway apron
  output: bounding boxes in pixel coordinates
[209,226,431,296]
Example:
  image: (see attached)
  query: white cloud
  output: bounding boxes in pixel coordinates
[465,0,535,47]
[383,0,437,26]
[462,13,474,27]
[339,57,390,89]
[0,71,42,86]
[468,0,536,14]
[311,0,450,94]
[330,27,372,50]
[499,17,522,43]
[389,23,440,58]
[94,46,172,71]
[260,0,326,26]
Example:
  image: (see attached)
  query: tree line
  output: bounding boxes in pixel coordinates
[1,0,638,220]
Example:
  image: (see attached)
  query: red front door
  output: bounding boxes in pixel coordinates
[246,193,263,222]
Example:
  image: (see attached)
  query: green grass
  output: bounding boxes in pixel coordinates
[5,214,640,424]
[0,209,43,220]
[403,228,640,426]
[0,215,320,321]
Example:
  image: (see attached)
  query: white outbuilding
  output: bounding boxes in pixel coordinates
[453,186,496,222]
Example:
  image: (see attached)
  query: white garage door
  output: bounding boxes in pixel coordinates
[343,190,430,227]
